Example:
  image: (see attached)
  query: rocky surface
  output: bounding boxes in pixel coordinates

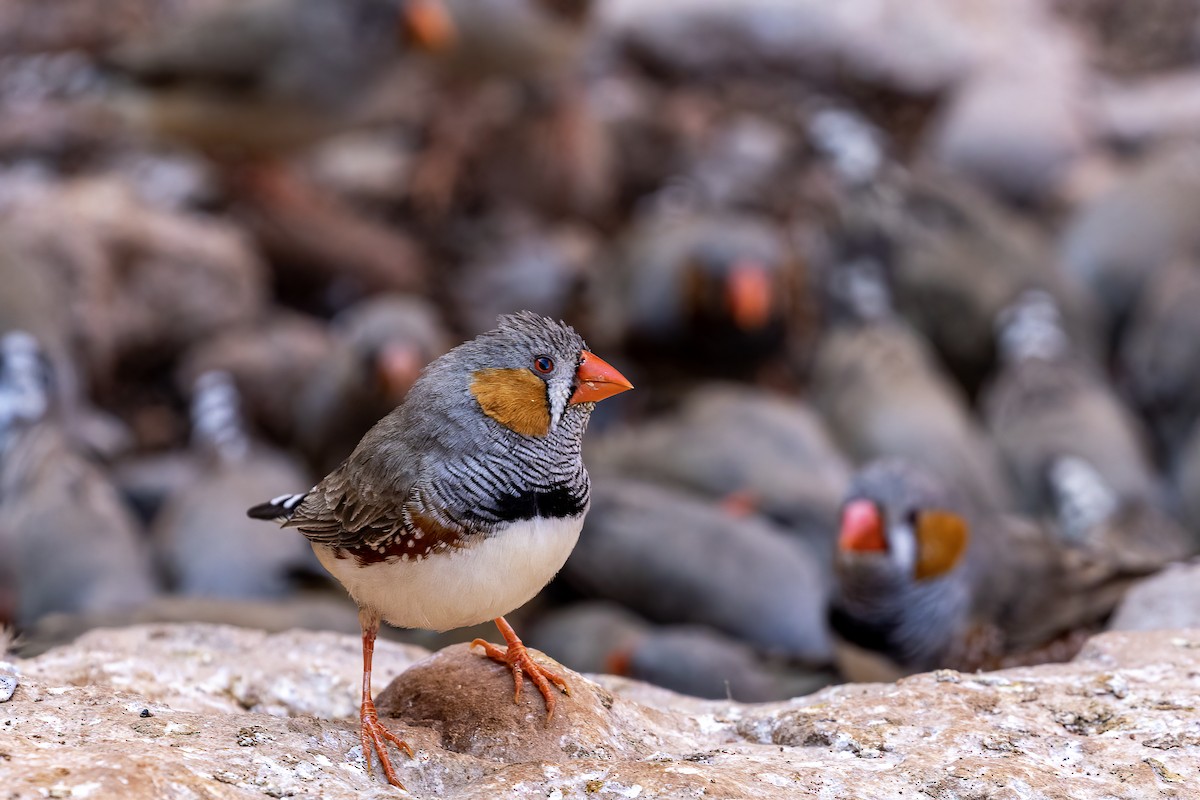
[1109,560,1200,632]
[2,624,1199,798]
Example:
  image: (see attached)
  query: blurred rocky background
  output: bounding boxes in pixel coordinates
[2,0,1200,712]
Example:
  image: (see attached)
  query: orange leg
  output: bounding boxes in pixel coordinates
[471,616,570,721]
[358,610,413,789]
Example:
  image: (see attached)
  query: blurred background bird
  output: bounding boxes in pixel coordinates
[810,256,1014,512]
[2,0,1199,705]
[101,0,455,158]
[589,208,812,401]
[982,289,1161,517]
[0,332,157,629]
[152,370,320,598]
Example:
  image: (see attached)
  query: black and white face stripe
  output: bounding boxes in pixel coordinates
[546,364,576,432]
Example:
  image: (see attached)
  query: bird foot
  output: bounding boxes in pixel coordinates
[471,636,570,721]
[360,699,414,790]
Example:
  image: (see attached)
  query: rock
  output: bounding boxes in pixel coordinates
[1109,561,1200,631]
[4,624,1200,798]
[375,643,652,764]
[0,672,16,702]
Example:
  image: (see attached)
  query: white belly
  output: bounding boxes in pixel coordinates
[314,514,584,631]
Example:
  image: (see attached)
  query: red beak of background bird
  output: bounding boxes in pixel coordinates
[727,260,773,331]
[570,351,633,404]
[400,0,456,50]
[839,499,888,553]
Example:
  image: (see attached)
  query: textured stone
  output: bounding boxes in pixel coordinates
[2,624,1200,799]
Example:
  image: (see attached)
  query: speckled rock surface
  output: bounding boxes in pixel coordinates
[2,624,1199,798]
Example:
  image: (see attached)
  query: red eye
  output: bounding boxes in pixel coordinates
[534,355,554,373]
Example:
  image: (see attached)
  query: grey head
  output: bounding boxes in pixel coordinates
[838,458,968,581]
[338,310,629,516]
[832,458,974,670]
[413,310,593,436]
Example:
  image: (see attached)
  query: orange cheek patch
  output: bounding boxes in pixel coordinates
[913,510,970,580]
[471,368,551,437]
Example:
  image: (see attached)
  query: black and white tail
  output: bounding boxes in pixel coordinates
[246,490,310,522]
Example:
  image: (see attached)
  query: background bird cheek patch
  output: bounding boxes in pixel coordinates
[470,368,551,437]
[913,509,970,580]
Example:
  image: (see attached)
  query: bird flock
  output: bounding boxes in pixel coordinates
[1,0,1199,702]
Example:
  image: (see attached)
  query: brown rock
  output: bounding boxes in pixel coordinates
[375,643,667,764]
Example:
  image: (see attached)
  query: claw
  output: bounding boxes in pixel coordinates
[472,617,570,721]
[361,700,413,789]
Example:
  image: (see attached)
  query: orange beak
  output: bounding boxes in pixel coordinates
[569,351,633,404]
[401,0,456,51]
[727,261,773,331]
[838,499,888,553]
